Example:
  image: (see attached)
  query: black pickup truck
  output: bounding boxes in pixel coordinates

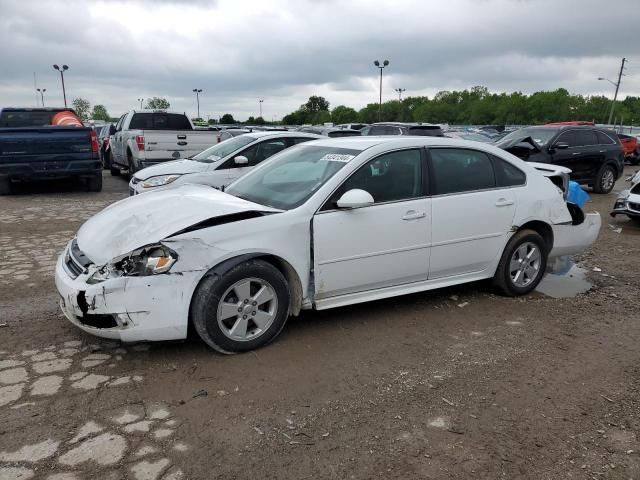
[0,108,102,194]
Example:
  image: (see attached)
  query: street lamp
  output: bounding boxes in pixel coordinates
[36,88,46,107]
[373,60,389,121]
[137,98,144,109]
[259,99,264,118]
[52,64,69,107]
[192,88,203,119]
[394,88,406,101]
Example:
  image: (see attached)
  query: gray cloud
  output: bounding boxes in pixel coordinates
[0,0,637,120]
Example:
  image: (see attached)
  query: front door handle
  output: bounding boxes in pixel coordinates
[495,198,514,207]
[572,152,581,155]
[402,210,426,220]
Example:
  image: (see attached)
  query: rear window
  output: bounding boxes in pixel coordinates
[128,113,192,130]
[0,110,64,127]
[407,126,444,137]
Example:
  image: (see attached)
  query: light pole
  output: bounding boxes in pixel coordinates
[53,64,69,107]
[193,88,202,119]
[137,98,144,109]
[394,88,406,101]
[598,57,627,125]
[259,99,264,118]
[36,88,46,107]
[373,60,389,121]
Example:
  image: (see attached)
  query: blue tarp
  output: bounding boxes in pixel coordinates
[567,181,590,208]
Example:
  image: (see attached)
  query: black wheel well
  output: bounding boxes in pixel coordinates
[518,221,553,253]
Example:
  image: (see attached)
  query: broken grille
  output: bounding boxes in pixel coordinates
[64,239,92,279]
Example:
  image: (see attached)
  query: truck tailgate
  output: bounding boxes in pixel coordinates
[0,127,98,177]
[143,130,219,159]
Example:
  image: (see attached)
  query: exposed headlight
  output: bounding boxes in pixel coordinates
[89,244,178,282]
[141,174,181,188]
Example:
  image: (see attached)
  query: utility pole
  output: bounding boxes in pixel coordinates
[607,57,626,125]
[373,60,389,122]
[137,98,144,109]
[259,99,264,118]
[394,88,406,101]
[192,89,202,118]
[53,64,69,107]
[37,88,46,106]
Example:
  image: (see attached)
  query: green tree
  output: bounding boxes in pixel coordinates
[331,105,358,124]
[220,113,235,124]
[72,98,91,120]
[207,118,218,125]
[145,97,170,109]
[303,96,330,115]
[254,116,266,125]
[91,104,110,122]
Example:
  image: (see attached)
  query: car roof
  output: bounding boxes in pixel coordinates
[306,135,492,150]
[244,131,323,139]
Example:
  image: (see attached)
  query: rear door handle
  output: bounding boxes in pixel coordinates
[572,152,581,155]
[495,198,514,207]
[402,210,426,220]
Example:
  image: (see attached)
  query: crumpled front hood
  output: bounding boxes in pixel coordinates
[495,135,541,151]
[77,184,279,265]
[133,159,209,181]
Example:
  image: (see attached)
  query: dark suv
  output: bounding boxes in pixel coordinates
[495,125,624,193]
[360,122,444,137]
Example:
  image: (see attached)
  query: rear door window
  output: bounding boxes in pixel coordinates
[491,156,526,187]
[596,131,615,145]
[430,148,496,195]
[575,129,597,146]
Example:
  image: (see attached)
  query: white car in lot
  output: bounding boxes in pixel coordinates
[611,169,640,221]
[56,137,601,353]
[128,131,321,195]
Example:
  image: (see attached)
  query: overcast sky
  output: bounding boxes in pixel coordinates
[1,0,638,121]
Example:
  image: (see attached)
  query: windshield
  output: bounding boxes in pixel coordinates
[191,135,256,163]
[225,145,362,210]
[497,127,557,147]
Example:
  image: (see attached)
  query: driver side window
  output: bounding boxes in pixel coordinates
[555,131,577,148]
[322,149,423,210]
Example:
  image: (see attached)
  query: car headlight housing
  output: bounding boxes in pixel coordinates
[140,174,181,188]
[89,244,178,283]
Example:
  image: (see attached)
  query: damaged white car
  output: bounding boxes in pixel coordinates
[611,170,640,222]
[56,137,601,353]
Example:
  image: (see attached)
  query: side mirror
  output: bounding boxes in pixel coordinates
[553,142,569,150]
[336,189,374,209]
[234,155,249,165]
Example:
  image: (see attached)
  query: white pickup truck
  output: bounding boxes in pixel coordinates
[108,110,219,176]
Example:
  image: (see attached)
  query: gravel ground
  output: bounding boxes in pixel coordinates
[0,168,639,480]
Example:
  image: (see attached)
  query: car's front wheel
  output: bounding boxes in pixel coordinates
[191,260,290,354]
[493,229,547,296]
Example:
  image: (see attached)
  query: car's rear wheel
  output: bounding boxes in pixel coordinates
[191,260,290,354]
[593,164,617,194]
[127,152,136,179]
[493,229,547,296]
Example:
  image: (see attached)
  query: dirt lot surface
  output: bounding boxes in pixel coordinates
[1,169,639,480]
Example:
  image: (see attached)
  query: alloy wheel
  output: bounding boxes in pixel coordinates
[216,278,278,342]
[509,242,542,288]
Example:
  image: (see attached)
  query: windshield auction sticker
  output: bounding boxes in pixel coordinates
[321,154,355,163]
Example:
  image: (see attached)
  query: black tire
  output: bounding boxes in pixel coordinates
[630,156,640,166]
[102,150,111,169]
[0,177,11,195]
[493,229,548,297]
[191,260,290,354]
[127,152,136,179]
[592,164,617,194]
[86,173,103,192]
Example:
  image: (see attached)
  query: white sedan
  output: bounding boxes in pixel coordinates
[56,137,601,353]
[128,131,321,195]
